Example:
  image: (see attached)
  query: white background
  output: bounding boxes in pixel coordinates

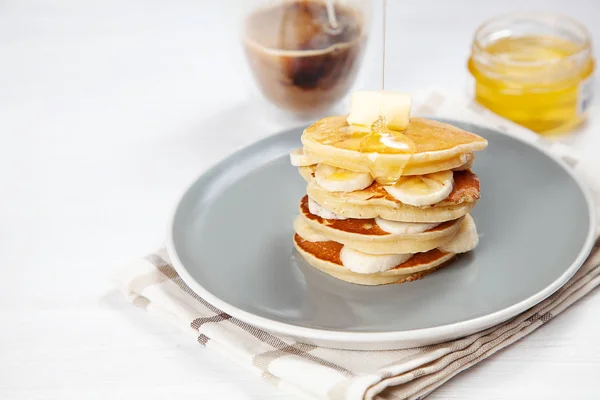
[2,0,600,399]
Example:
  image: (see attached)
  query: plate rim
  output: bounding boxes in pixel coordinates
[166,120,597,345]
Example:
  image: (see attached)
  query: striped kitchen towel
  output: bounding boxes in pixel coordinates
[116,245,600,400]
[115,89,600,399]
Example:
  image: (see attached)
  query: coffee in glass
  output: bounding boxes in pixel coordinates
[243,0,370,115]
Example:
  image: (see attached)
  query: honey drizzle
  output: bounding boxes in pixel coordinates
[381,0,387,91]
[358,0,416,186]
[356,116,416,185]
[305,116,416,185]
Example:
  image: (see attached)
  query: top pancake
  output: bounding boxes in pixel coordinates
[301,116,488,176]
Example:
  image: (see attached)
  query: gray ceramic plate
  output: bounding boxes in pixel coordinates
[167,120,596,350]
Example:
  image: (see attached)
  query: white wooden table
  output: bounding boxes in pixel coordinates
[2,1,600,399]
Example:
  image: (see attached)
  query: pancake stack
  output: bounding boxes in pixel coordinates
[290,100,488,285]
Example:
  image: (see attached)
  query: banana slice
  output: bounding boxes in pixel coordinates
[308,198,347,220]
[439,214,478,253]
[289,148,316,167]
[347,91,412,131]
[340,246,413,274]
[374,218,440,234]
[384,171,454,206]
[315,164,374,193]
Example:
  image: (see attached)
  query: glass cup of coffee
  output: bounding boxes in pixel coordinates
[242,0,371,117]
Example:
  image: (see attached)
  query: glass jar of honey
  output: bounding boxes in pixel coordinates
[468,13,595,134]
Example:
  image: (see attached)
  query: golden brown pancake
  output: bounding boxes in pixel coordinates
[293,233,455,285]
[301,169,480,206]
[296,196,464,254]
[301,169,480,222]
[300,195,457,234]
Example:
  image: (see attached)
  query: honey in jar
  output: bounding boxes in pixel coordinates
[468,13,595,134]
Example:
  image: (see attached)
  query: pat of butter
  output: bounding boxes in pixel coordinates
[347,91,412,131]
